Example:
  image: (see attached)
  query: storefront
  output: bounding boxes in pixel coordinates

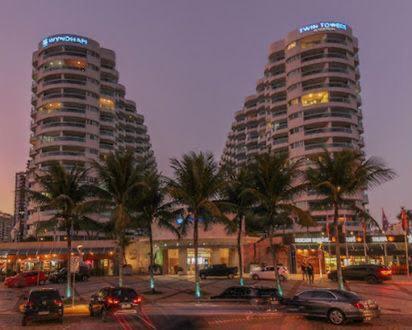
[0,240,118,276]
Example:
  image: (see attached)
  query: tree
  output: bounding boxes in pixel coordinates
[306,149,395,290]
[247,153,312,297]
[167,151,227,298]
[28,163,99,298]
[134,168,179,293]
[221,166,254,286]
[93,150,142,286]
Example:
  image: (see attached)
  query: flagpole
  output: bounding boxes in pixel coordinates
[401,207,410,276]
[404,231,409,277]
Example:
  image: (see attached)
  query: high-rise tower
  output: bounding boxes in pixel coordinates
[27,34,155,238]
[221,22,366,233]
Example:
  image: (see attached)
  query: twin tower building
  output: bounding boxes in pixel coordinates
[15,22,366,240]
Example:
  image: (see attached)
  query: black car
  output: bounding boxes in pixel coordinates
[89,287,142,321]
[22,288,64,326]
[283,289,380,325]
[199,264,238,279]
[211,286,279,304]
[328,264,392,284]
[49,266,90,283]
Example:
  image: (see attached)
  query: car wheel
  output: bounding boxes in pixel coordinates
[328,308,345,325]
[200,274,206,280]
[366,275,379,284]
[101,307,108,322]
[89,305,95,317]
[21,317,28,326]
[252,274,259,280]
[228,273,234,279]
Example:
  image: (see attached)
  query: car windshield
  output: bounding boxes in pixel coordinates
[110,288,137,299]
[30,290,60,303]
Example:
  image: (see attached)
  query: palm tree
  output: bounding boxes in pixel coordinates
[167,151,227,298]
[248,153,312,297]
[93,150,142,286]
[221,166,254,286]
[28,163,99,298]
[306,149,395,290]
[134,168,179,293]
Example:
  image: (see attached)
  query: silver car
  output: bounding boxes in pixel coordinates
[285,289,380,325]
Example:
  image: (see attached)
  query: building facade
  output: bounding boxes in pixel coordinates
[0,212,13,242]
[27,34,155,238]
[221,22,366,234]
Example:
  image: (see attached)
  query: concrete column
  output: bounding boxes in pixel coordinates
[178,247,187,274]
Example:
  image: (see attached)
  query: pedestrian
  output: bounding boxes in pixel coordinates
[307,263,314,285]
[300,263,306,281]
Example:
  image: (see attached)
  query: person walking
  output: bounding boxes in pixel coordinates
[307,263,314,285]
[300,263,307,281]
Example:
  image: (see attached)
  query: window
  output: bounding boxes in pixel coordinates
[297,291,313,299]
[311,291,335,300]
[301,34,324,49]
[289,98,300,107]
[286,41,296,51]
[301,91,329,106]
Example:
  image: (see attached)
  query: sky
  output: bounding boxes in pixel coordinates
[0,0,410,225]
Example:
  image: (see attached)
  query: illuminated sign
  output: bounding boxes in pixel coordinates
[371,236,388,243]
[295,237,329,244]
[42,35,88,48]
[345,236,356,243]
[299,22,347,34]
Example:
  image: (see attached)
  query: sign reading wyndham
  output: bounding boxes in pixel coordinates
[42,35,88,48]
[299,22,347,34]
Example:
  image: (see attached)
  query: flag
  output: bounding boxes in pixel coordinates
[401,208,409,233]
[382,208,389,232]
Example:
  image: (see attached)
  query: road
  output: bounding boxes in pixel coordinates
[0,274,412,329]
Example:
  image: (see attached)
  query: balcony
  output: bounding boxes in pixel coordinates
[305,127,352,136]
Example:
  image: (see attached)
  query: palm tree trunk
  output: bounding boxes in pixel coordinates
[118,237,123,287]
[148,225,155,293]
[362,220,368,263]
[333,203,345,290]
[194,215,200,298]
[237,215,244,286]
[269,227,283,297]
[66,229,72,298]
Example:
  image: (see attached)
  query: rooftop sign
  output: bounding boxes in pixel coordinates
[299,22,347,34]
[42,35,88,48]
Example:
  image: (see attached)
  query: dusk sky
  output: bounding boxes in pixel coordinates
[0,0,410,225]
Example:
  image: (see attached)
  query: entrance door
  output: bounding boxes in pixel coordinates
[186,248,211,274]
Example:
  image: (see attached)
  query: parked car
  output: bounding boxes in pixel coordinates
[21,288,64,326]
[199,264,238,279]
[89,286,143,321]
[211,286,279,304]
[250,265,289,281]
[48,266,90,283]
[282,289,380,325]
[4,271,47,288]
[327,264,392,284]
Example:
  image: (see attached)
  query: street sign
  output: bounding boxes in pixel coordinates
[70,256,80,273]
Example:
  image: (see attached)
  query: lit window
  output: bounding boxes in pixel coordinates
[99,97,115,109]
[286,41,296,50]
[301,91,329,106]
[39,102,62,112]
[301,34,324,49]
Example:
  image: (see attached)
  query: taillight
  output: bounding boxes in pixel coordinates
[380,269,392,276]
[106,297,120,305]
[26,301,34,309]
[54,299,63,307]
[352,302,365,309]
[133,296,142,304]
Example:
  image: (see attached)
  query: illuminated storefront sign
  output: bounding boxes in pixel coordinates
[371,236,388,243]
[42,35,88,48]
[295,237,329,244]
[299,22,347,34]
[345,236,356,243]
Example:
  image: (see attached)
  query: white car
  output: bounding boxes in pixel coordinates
[250,265,289,281]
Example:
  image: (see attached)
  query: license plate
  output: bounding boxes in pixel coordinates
[38,311,49,315]
[121,304,131,309]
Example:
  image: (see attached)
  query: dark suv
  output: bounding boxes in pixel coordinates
[49,266,90,283]
[328,264,392,284]
[199,264,238,279]
[89,287,142,321]
[22,288,64,326]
